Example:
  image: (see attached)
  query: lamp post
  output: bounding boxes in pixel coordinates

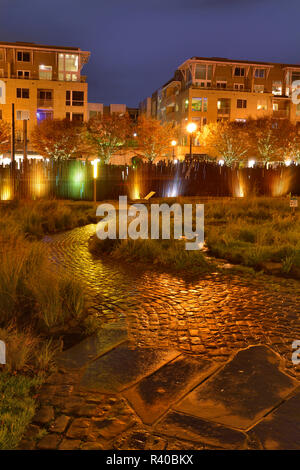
[186,122,197,161]
[92,159,99,203]
[171,140,177,162]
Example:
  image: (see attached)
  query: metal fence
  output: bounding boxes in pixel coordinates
[0,159,299,201]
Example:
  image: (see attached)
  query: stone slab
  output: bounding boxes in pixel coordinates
[124,355,217,424]
[155,411,248,449]
[80,342,179,393]
[174,346,298,430]
[251,390,300,450]
[57,321,127,369]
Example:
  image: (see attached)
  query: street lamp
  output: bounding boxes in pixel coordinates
[171,140,177,162]
[186,122,197,160]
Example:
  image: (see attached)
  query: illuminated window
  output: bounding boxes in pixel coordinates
[237,99,247,108]
[273,103,279,111]
[272,81,282,95]
[16,88,29,99]
[255,69,266,78]
[58,53,79,81]
[254,84,264,93]
[192,97,207,112]
[234,67,245,77]
[17,51,30,62]
[39,65,52,80]
[17,70,30,79]
[257,100,267,110]
[36,109,53,121]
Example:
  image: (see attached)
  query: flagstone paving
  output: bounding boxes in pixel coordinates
[18,224,300,450]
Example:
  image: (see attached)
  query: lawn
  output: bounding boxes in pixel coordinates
[90,196,300,278]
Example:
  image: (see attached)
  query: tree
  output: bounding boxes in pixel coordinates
[247,118,281,165]
[136,116,177,162]
[0,120,10,154]
[199,121,250,166]
[31,118,85,161]
[86,113,132,164]
[276,120,300,163]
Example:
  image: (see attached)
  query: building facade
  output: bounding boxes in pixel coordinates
[0,41,90,156]
[150,56,300,159]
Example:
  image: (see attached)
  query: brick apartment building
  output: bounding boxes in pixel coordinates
[0,41,90,157]
[145,56,300,160]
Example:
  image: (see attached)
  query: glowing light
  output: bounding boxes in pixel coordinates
[132,184,140,199]
[171,140,177,146]
[186,122,197,133]
[91,159,100,178]
[174,159,178,164]
[133,133,137,137]
[248,159,256,168]
[218,159,225,166]
[285,159,292,167]
[0,183,12,201]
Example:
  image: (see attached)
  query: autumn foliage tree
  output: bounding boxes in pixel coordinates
[199,121,250,166]
[247,118,281,165]
[31,118,85,161]
[0,120,10,154]
[86,113,132,164]
[136,116,177,162]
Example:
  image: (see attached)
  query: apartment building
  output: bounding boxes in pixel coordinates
[149,56,300,159]
[0,41,90,156]
[88,102,139,122]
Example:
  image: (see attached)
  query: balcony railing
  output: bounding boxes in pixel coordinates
[37,99,54,108]
[273,109,289,118]
[0,73,84,83]
[217,107,231,115]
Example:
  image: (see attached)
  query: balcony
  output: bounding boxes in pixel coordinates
[37,98,53,108]
[273,109,289,118]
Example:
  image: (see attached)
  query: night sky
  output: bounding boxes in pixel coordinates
[1,0,300,107]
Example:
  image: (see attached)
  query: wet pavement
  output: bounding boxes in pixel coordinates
[19,224,300,450]
[44,224,300,370]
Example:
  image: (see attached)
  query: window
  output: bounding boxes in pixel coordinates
[234,67,245,77]
[255,69,266,78]
[234,83,244,90]
[16,88,29,98]
[0,69,4,78]
[38,89,53,106]
[254,84,264,93]
[66,90,84,106]
[39,65,52,80]
[0,110,2,119]
[72,113,84,122]
[16,110,30,120]
[273,103,279,111]
[0,49,4,61]
[191,97,207,112]
[257,100,267,110]
[17,70,30,79]
[217,98,230,114]
[58,53,79,81]
[272,81,282,95]
[17,51,30,62]
[216,81,227,89]
[36,109,53,121]
[195,64,212,87]
[237,99,247,108]
[66,112,71,120]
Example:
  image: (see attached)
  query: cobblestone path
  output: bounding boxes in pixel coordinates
[44,224,300,371]
[19,224,300,451]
